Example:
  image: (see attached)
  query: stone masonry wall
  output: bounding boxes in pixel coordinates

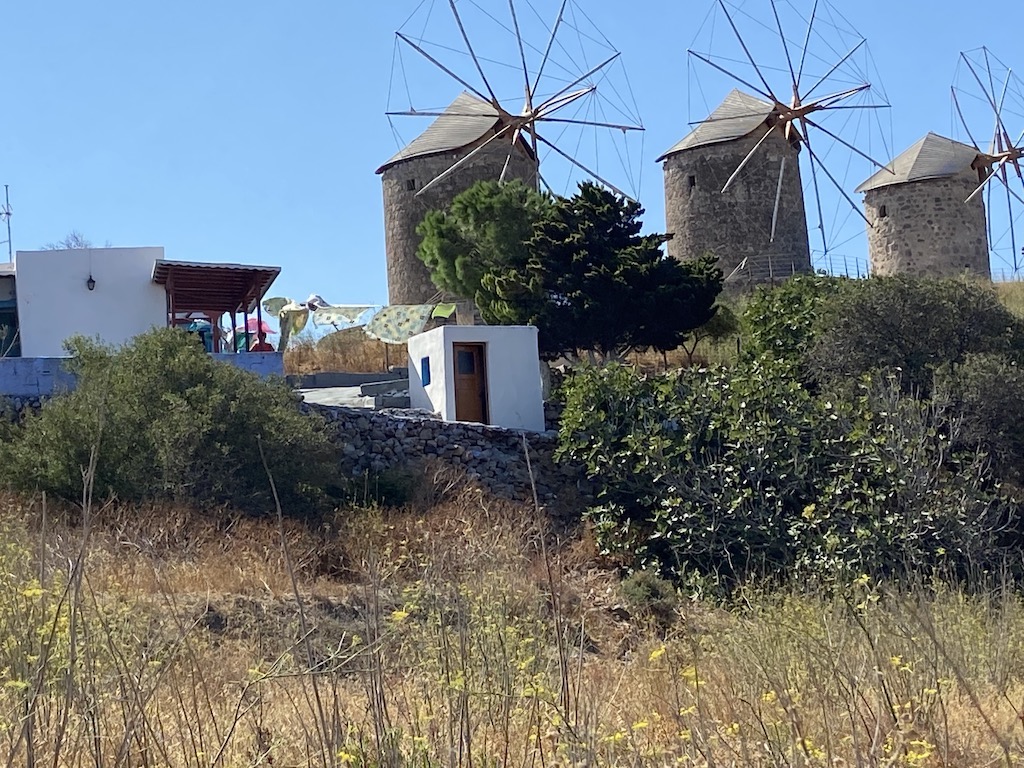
[1,395,46,421]
[864,173,990,278]
[306,403,582,503]
[381,140,538,306]
[663,130,811,286]
[0,394,582,505]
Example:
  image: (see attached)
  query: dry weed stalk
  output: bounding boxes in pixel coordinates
[2,465,1024,765]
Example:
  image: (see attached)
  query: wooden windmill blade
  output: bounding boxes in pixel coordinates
[952,47,1024,276]
[685,0,894,263]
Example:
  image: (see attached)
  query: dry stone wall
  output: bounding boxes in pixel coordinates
[1,395,46,421]
[381,141,538,305]
[663,131,811,286]
[864,173,990,278]
[0,394,581,504]
[306,403,581,502]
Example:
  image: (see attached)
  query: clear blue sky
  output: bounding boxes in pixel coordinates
[2,1,1021,307]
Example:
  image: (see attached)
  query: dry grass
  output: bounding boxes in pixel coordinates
[2,483,1024,766]
[996,279,1024,318]
[284,328,406,376]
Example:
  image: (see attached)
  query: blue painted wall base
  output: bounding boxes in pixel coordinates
[0,353,285,397]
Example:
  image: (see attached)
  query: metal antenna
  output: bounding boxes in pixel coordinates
[0,186,12,262]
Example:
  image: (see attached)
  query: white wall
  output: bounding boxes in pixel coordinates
[408,325,545,432]
[15,247,167,357]
[408,326,448,414]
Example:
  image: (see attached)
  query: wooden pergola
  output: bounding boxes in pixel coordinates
[152,260,281,352]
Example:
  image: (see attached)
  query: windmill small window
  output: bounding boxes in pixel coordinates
[879,205,888,219]
[405,179,417,192]
[688,175,697,191]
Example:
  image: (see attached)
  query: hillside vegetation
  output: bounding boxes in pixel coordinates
[560,275,1024,590]
[3,493,1024,766]
[2,275,1024,764]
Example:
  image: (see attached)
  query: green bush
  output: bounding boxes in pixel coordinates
[556,361,1018,586]
[935,353,1024,484]
[742,273,843,365]
[0,329,336,512]
[620,570,679,625]
[743,276,1024,397]
[808,277,1024,396]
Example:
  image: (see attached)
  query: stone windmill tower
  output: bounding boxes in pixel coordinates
[376,93,537,306]
[380,0,644,306]
[676,0,893,285]
[659,89,811,284]
[856,133,990,278]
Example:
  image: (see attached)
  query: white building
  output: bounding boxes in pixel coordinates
[407,325,545,432]
[15,247,167,357]
[7,247,280,358]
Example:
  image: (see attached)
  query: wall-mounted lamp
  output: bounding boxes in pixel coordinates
[86,275,96,291]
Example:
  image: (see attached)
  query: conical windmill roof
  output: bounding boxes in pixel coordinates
[658,89,775,161]
[856,132,981,193]
[377,92,508,174]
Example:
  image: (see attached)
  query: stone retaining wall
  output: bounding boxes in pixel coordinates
[1,394,582,504]
[1,395,46,421]
[305,403,582,502]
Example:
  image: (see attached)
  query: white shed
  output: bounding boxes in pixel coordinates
[407,325,545,432]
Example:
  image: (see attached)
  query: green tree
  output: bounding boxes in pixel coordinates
[493,183,722,360]
[417,179,553,303]
[427,181,721,360]
[1,328,335,511]
[679,304,739,366]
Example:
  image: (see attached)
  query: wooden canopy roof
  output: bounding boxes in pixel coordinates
[152,260,280,314]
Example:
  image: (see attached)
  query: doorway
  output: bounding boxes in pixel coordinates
[453,342,488,424]
[0,308,19,358]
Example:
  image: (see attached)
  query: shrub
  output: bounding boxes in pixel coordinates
[743,276,1024,397]
[935,353,1024,485]
[557,361,1019,586]
[620,570,679,624]
[741,273,842,367]
[808,277,1024,396]
[0,328,336,512]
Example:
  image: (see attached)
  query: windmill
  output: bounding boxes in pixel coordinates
[951,47,1024,278]
[378,0,644,304]
[664,0,893,283]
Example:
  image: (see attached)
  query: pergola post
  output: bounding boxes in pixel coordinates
[151,261,281,355]
[256,301,265,351]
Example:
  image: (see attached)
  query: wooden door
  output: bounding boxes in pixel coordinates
[453,343,488,424]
